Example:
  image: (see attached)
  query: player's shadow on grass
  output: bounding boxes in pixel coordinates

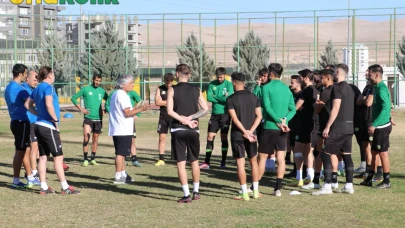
[0,170,14,179]
[390,173,405,179]
[0,162,13,169]
[66,180,177,201]
[136,173,236,197]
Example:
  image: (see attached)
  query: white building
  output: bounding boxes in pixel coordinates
[343,43,369,82]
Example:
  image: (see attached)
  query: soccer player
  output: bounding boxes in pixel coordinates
[360,64,392,189]
[258,63,296,196]
[354,70,382,180]
[303,69,334,190]
[167,64,209,203]
[350,83,365,175]
[285,75,303,178]
[25,66,80,194]
[313,64,355,195]
[5,64,35,189]
[22,70,40,180]
[294,69,319,186]
[200,67,234,169]
[106,87,143,166]
[227,72,262,201]
[108,75,149,185]
[312,70,322,158]
[252,68,276,172]
[154,73,174,166]
[71,74,108,167]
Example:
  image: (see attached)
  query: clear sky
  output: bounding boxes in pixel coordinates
[58,0,405,15]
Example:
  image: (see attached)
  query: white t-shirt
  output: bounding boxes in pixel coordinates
[108,89,134,136]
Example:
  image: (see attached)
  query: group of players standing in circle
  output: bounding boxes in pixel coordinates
[4,61,394,202]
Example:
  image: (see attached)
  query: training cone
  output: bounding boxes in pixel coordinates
[289,190,301,195]
[63,113,74,118]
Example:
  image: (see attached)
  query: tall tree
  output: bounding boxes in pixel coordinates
[176,32,215,91]
[319,40,338,68]
[232,31,269,89]
[78,20,138,90]
[37,32,73,92]
[396,36,405,79]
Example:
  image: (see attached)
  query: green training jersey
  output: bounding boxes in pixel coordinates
[253,84,264,115]
[71,85,108,120]
[105,90,142,117]
[261,79,296,130]
[207,79,234,114]
[372,81,391,127]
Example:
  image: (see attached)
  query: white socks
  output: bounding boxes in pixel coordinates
[241,184,248,194]
[253,182,259,191]
[193,182,199,193]
[307,168,315,181]
[345,183,353,189]
[115,172,121,180]
[27,174,35,182]
[360,161,366,169]
[41,182,48,190]
[61,180,69,190]
[182,184,190,197]
[32,170,38,176]
[121,171,127,178]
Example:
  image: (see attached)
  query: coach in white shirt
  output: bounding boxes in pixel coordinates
[109,74,148,184]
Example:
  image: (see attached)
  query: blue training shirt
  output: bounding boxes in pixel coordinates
[30,82,60,129]
[21,82,38,124]
[5,81,30,121]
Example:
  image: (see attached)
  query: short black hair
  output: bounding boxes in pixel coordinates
[163,73,174,81]
[320,69,335,78]
[312,70,321,75]
[268,63,283,78]
[291,75,303,88]
[336,63,349,74]
[215,67,226,76]
[92,74,102,80]
[259,67,268,77]
[368,64,383,74]
[325,64,336,70]
[231,72,245,82]
[176,64,190,74]
[298,69,313,81]
[12,64,27,78]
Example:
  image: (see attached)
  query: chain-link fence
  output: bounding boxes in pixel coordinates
[0,7,404,107]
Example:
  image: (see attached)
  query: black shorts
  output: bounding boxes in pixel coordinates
[171,130,200,162]
[30,123,38,143]
[10,120,30,150]
[371,124,392,152]
[34,125,63,157]
[256,122,264,141]
[296,119,314,144]
[208,114,230,134]
[288,131,296,147]
[157,116,171,134]
[323,133,353,155]
[83,118,102,134]
[113,135,132,156]
[258,129,288,154]
[231,139,258,159]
